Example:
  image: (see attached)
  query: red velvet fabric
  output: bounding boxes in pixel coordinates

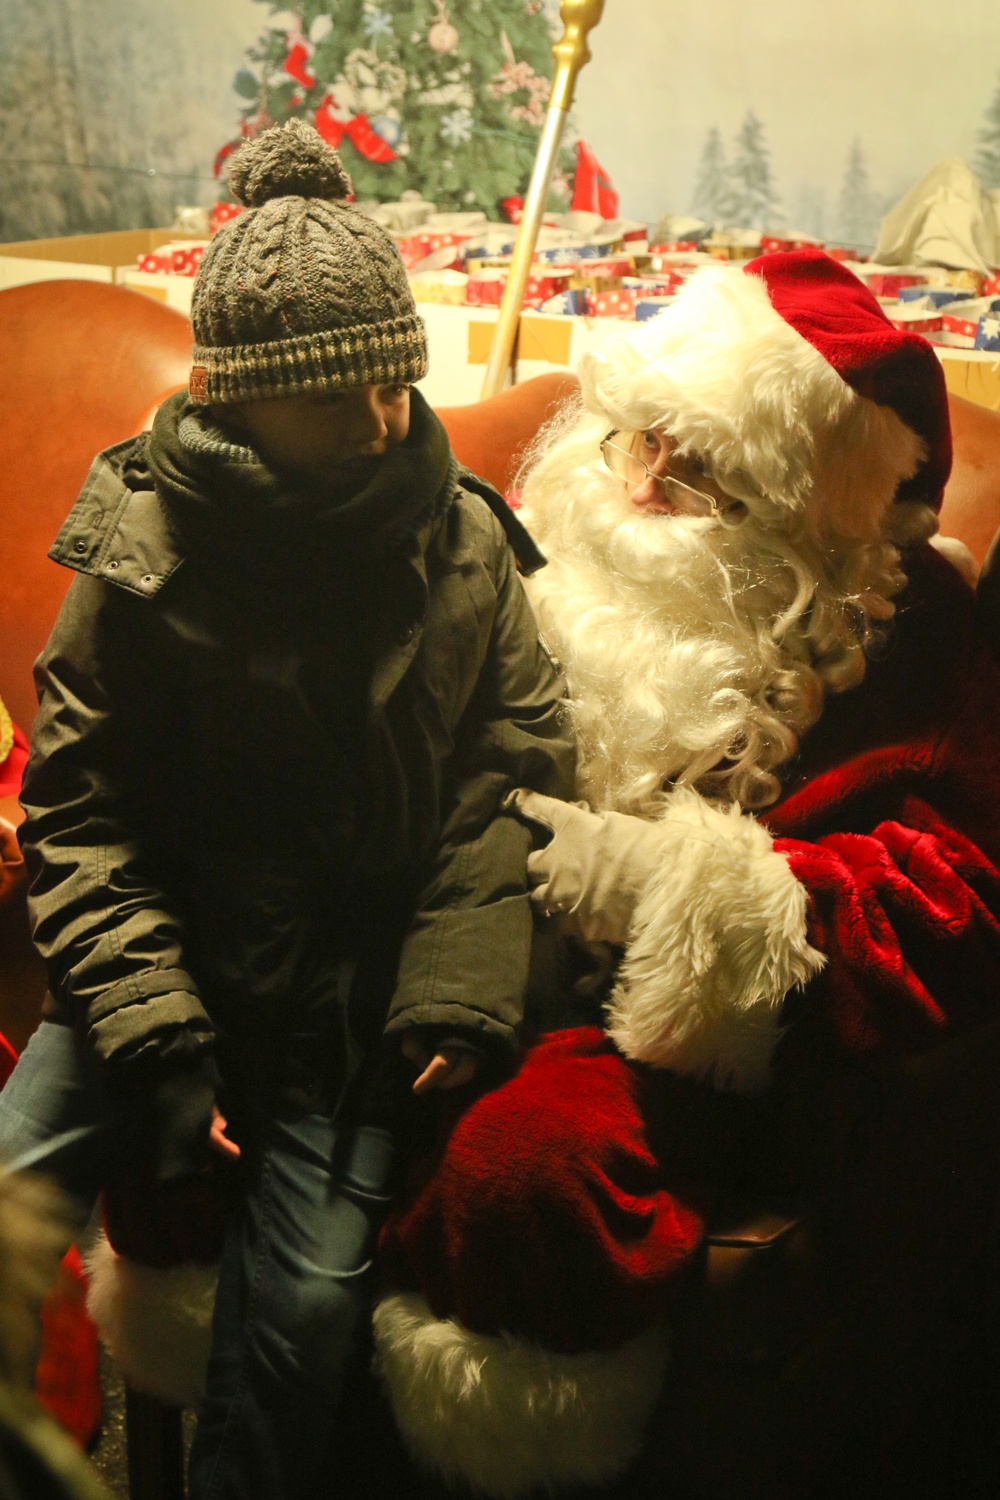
[35,1246,101,1448]
[765,544,1000,1058]
[378,1027,707,1352]
[745,249,952,510]
[379,544,1000,1349]
[102,1167,229,1267]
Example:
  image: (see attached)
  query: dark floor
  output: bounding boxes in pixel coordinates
[87,1349,128,1499]
[79,1316,1000,1500]
[88,1349,196,1500]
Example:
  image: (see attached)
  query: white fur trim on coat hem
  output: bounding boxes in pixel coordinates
[606,787,825,1091]
[85,1235,216,1406]
[373,1292,669,1498]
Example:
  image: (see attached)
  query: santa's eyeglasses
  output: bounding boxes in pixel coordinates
[601,432,739,520]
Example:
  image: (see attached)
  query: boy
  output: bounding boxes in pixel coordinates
[0,121,574,1499]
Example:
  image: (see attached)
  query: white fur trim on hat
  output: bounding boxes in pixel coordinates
[606,787,825,1091]
[577,264,927,543]
[85,1234,216,1406]
[372,1292,669,1499]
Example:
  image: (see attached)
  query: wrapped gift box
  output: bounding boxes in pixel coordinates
[575,241,619,260]
[636,296,675,322]
[409,269,469,305]
[703,230,762,260]
[210,202,243,235]
[587,287,638,318]
[886,304,942,334]
[539,288,588,315]
[568,272,624,294]
[974,314,1000,351]
[136,241,207,276]
[851,265,928,297]
[396,231,470,274]
[897,285,974,307]
[940,297,1000,339]
[925,267,985,294]
[466,267,573,308]
[928,328,978,349]
[759,232,823,255]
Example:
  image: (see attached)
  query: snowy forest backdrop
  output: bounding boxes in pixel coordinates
[4,0,1000,248]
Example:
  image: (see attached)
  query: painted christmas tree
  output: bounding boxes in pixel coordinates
[690,127,733,225]
[974,73,1000,190]
[220,1,571,216]
[728,110,781,230]
[835,138,880,250]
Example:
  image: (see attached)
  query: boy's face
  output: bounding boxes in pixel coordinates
[225,382,411,485]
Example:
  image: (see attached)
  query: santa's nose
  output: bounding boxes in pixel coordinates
[630,475,673,512]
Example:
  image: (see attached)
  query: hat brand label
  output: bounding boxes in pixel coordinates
[189,366,209,403]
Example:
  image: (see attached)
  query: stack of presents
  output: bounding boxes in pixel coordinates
[71,196,1000,403]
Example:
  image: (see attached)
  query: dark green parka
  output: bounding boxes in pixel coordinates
[19,416,574,1109]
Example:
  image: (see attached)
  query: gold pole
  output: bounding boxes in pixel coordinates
[480,0,607,399]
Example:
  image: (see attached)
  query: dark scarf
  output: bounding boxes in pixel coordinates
[145,386,456,581]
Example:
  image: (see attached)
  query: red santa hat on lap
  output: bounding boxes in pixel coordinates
[579,248,950,544]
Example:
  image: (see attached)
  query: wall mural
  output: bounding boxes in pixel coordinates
[2,0,1000,251]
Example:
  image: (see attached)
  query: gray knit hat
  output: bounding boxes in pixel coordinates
[189,120,428,404]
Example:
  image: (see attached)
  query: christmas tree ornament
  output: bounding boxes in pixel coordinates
[488,31,549,127]
[440,108,473,146]
[362,5,395,43]
[371,113,402,149]
[427,0,459,55]
[284,38,317,91]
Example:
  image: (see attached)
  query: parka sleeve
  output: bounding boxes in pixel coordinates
[384,514,576,1063]
[19,575,215,1077]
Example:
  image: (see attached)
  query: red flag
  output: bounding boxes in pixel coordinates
[572,140,619,219]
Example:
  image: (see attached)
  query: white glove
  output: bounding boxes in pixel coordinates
[505,788,666,946]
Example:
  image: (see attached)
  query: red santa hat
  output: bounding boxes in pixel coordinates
[579,248,951,541]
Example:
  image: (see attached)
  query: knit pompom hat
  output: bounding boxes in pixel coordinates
[189,119,428,404]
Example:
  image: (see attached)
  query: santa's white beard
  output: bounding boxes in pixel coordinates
[521,449,903,814]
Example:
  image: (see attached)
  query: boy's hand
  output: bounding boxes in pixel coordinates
[0,816,26,909]
[401,1036,481,1095]
[208,1105,241,1160]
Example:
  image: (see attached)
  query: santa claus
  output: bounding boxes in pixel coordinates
[373,250,1000,1496]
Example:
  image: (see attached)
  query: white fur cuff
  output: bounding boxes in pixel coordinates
[372,1293,669,1498]
[606,788,824,1091]
[85,1235,216,1407]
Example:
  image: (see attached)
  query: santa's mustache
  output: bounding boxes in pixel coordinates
[522,457,904,814]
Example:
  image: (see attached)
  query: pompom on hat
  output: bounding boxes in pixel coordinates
[579,248,952,540]
[189,119,428,405]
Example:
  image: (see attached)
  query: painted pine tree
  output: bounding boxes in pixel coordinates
[974,73,1000,190]
[728,110,780,229]
[835,138,880,250]
[221,0,571,216]
[690,127,733,225]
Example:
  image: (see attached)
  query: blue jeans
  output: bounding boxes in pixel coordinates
[0,1021,395,1500]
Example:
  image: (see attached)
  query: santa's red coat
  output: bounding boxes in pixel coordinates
[378,544,1000,1349]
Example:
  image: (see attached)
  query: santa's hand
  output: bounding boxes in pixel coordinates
[505,788,664,946]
